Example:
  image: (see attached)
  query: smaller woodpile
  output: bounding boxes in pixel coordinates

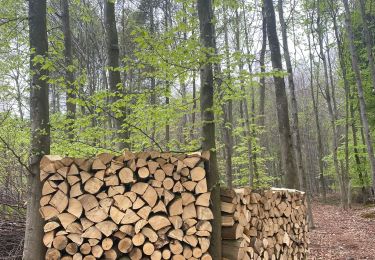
[220,187,309,260]
[39,151,213,260]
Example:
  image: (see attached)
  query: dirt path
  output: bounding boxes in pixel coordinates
[309,202,375,260]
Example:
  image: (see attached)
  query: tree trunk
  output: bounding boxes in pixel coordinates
[148,3,157,144]
[258,5,267,128]
[179,4,188,145]
[197,0,222,258]
[164,0,171,149]
[331,6,352,206]
[190,72,197,141]
[316,0,347,207]
[240,4,259,185]
[104,0,128,150]
[264,0,298,189]
[61,0,76,140]
[350,99,367,202]
[23,1,50,259]
[343,0,375,196]
[359,0,375,93]
[277,0,314,228]
[222,4,233,188]
[308,14,326,202]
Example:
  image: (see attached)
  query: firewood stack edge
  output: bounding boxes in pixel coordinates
[39,151,308,260]
[221,187,309,260]
[39,151,213,260]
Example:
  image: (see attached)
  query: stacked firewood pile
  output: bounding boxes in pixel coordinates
[39,151,213,260]
[221,187,309,260]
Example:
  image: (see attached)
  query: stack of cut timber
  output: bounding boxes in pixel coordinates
[39,151,213,260]
[221,187,309,260]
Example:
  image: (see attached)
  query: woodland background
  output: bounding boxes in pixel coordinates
[1,0,375,258]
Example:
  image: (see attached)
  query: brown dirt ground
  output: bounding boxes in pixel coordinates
[309,201,375,260]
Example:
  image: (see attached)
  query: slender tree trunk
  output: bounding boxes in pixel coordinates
[14,37,24,120]
[241,3,259,183]
[316,1,347,206]
[15,73,24,121]
[222,4,233,188]
[179,80,188,144]
[148,3,157,144]
[61,0,76,140]
[277,0,314,227]
[180,4,188,145]
[23,1,50,259]
[359,0,375,93]
[197,0,221,258]
[277,0,301,189]
[258,5,267,128]
[190,72,197,141]
[264,0,298,189]
[343,0,375,196]
[331,7,352,206]
[344,80,351,206]
[326,46,338,121]
[350,100,367,202]
[104,0,128,150]
[164,0,170,149]
[327,39,348,204]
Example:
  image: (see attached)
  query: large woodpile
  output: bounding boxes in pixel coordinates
[38,151,309,260]
[220,187,309,260]
[39,151,213,260]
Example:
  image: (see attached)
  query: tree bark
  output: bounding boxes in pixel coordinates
[264,0,298,189]
[258,5,267,129]
[343,0,375,195]
[61,0,76,140]
[240,3,259,185]
[104,0,129,150]
[350,99,367,202]
[331,5,352,206]
[164,0,171,149]
[222,4,233,188]
[23,1,50,259]
[148,3,157,144]
[197,0,221,258]
[277,0,314,227]
[190,72,197,141]
[359,0,375,93]
[316,0,347,207]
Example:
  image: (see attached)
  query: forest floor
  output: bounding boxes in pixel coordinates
[309,197,375,260]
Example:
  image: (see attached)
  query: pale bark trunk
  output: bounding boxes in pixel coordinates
[222,4,233,188]
[197,0,222,258]
[180,4,188,145]
[343,0,375,195]
[277,0,314,227]
[264,0,298,189]
[327,43,349,205]
[190,72,197,141]
[316,0,347,206]
[148,4,157,144]
[258,5,267,128]
[61,0,76,140]
[241,2,259,184]
[23,1,50,259]
[164,0,170,149]
[332,8,352,206]
[350,100,367,202]
[359,0,375,93]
